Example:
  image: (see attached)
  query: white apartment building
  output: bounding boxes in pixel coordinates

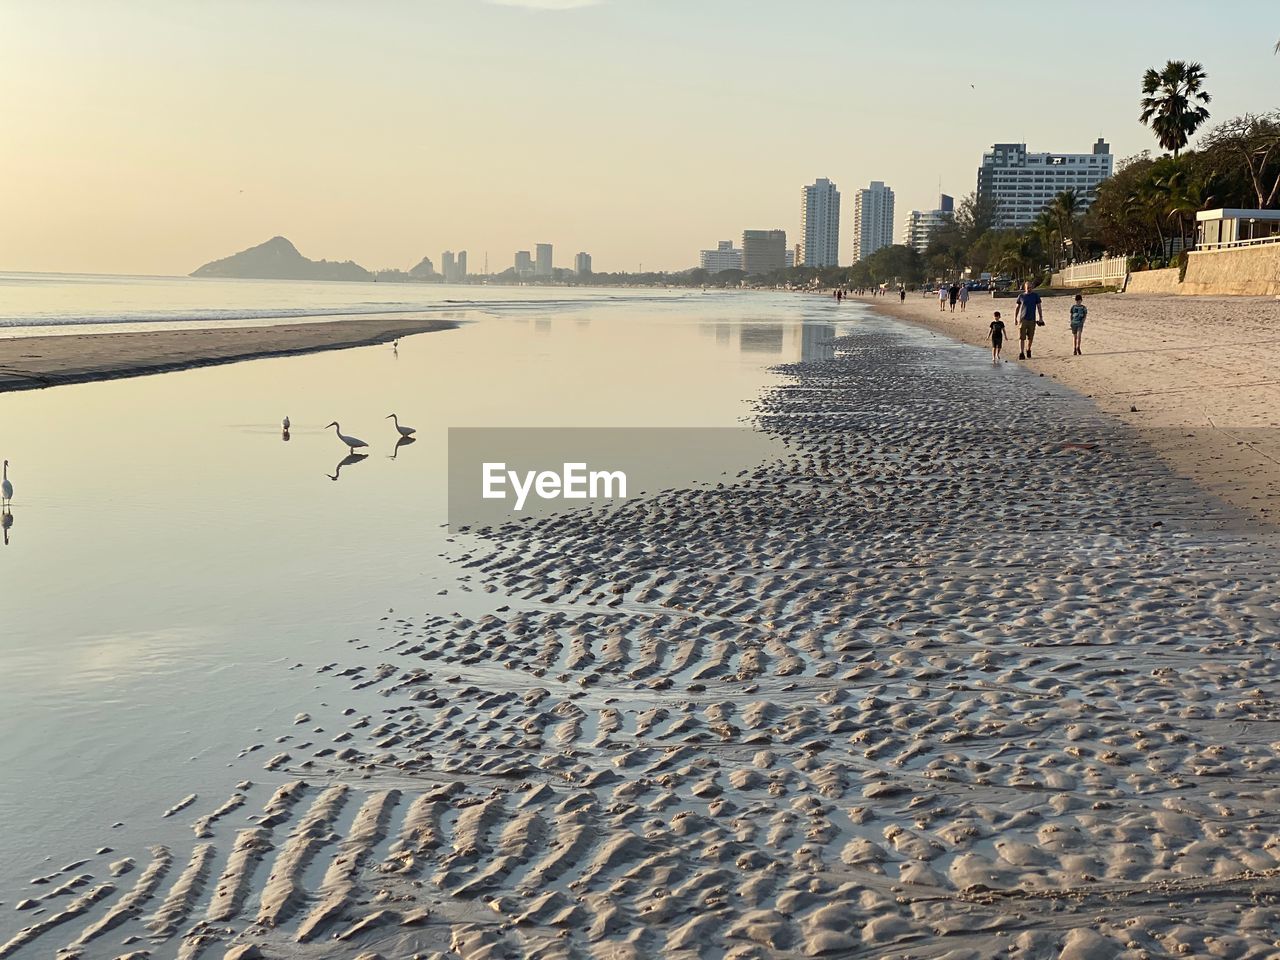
[852,181,895,262]
[574,252,592,274]
[700,240,743,273]
[800,178,840,267]
[535,243,553,277]
[903,194,954,254]
[978,138,1114,229]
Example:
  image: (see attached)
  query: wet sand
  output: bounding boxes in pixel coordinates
[5,319,1280,959]
[863,291,1280,527]
[0,317,457,393]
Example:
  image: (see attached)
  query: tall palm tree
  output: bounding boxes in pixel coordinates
[1139,60,1211,157]
[1049,190,1082,256]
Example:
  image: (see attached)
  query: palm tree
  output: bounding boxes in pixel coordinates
[1049,190,1082,257]
[1139,61,1211,157]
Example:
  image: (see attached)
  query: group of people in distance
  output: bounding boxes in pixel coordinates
[937,282,970,313]
[986,282,1088,363]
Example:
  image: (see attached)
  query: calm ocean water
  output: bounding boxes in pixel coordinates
[0,273,850,903]
[0,271,689,336]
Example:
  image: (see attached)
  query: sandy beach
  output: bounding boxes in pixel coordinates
[862,291,1280,528]
[0,317,457,393]
[5,310,1280,960]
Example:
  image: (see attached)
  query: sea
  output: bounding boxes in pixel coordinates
[0,271,849,901]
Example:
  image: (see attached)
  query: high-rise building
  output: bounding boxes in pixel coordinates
[515,250,533,276]
[852,181,895,262]
[535,243,553,277]
[442,251,456,282]
[699,240,743,273]
[977,138,1113,229]
[741,229,786,275]
[903,194,955,254]
[574,252,592,275]
[800,178,840,267]
[456,251,467,280]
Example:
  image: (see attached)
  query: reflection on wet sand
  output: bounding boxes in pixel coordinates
[326,451,368,481]
[2,507,12,546]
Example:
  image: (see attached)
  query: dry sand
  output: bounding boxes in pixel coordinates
[4,317,1280,959]
[863,291,1280,527]
[0,317,457,393]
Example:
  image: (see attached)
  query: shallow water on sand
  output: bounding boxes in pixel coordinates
[0,290,844,898]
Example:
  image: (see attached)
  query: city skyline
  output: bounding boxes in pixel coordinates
[1,1,1277,275]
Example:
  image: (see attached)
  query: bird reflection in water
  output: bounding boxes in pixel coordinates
[389,435,417,460]
[327,451,368,481]
[2,508,12,546]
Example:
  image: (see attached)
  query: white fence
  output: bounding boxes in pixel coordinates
[1058,255,1129,285]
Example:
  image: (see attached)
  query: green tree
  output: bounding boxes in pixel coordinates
[1140,60,1211,157]
[1198,112,1280,209]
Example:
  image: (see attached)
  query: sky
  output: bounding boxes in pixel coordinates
[1,0,1276,275]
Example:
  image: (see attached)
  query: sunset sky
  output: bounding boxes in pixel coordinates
[1,0,1276,275]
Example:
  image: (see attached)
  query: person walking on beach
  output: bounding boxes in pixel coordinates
[988,311,1008,362]
[938,285,948,311]
[958,283,970,312]
[1014,281,1043,359]
[948,282,960,312]
[899,286,906,303]
[1069,294,1087,355]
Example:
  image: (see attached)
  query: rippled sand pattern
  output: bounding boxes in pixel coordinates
[6,326,1280,960]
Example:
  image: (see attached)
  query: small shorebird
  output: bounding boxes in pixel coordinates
[1,460,11,507]
[386,414,416,438]
[282,416,290,431]
[325,422,368,454]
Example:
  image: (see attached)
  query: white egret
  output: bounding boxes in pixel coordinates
[1,460,11,506]
[325,422,368,453]
[385,414,416,438]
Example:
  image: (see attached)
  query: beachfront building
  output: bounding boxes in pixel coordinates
[456,250,468,281]
[515,250,533,277]
[700,241,743,273]
[903,194,954,254]
[442,251,457,282]
[742,229,787,276]
[852,181,895,262]
[977,138,1114,230]
[574,251,593,274]
[800,178,841,267]
[1195,208,1280,249]
[535,243,553,277]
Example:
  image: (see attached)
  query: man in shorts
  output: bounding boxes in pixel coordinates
[1014,281,1043,359]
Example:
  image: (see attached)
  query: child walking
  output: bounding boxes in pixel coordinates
[1069,294,1087,355]
[988,311,1008,362]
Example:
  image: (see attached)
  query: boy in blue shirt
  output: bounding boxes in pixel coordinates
[1069,294,1087,355]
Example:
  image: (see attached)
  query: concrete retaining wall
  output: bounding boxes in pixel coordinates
[1125,267,1181,294]
[1181,244,1280,296]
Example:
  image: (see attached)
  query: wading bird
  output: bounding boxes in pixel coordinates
[282,416,290,430]
[325,422,368,454]
[1,460,11,507]
[386,414,416,438]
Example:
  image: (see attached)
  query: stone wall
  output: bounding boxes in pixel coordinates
[1181,244,1280,296]
[1125,267,1181,294]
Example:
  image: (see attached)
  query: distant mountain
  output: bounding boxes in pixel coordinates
[191,236,373,281]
